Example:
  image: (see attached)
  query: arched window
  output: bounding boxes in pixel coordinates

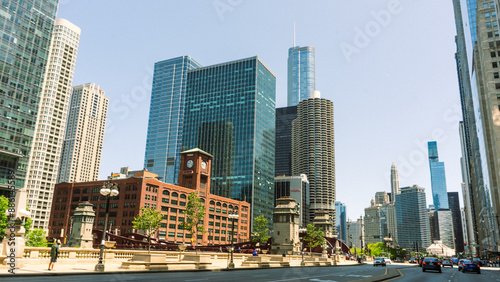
[222,203,227,208]
[172,192,178,197]
[216,202,221,207]
[200,198,205,203]
[162,190,170,196]
[180,194,187,199]
[228,205,233,210]
[210,200,215,205]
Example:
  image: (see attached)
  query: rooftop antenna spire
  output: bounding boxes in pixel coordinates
[293,22,296,47]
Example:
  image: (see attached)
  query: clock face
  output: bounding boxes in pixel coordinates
[187,160,194,168]
[201,161,207,170]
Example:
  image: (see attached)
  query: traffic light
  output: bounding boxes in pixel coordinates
[464,242,467,246]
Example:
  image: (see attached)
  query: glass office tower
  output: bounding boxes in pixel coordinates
[287,46,315,107]
[428,141,449,210]
[0,0,59,195]
[396,185,431,249]
[144,56,202,184]
[275,106,297,176]
[182,56,276,223]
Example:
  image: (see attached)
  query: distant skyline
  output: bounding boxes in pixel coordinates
[57,0,462,220]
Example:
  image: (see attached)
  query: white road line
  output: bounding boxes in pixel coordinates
[270,273,342,282]
[185,279,209,282]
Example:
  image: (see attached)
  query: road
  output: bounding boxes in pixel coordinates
[5,264,396,282]
[397,265,500,282]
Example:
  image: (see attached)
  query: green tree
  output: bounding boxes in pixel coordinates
[25,228,47,247]
[181,192,206,252]
[0,195,9,239]
[251,215,270,244]
[303,223,326,254]
[132,207,162,253]
[367,242,385,257]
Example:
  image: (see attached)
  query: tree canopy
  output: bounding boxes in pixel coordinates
[251,215,270,244]
[303,223,326,251]
[132,207,162,253]
[181,192,206,247]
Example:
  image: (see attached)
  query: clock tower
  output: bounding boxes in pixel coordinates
[178,148,213,197]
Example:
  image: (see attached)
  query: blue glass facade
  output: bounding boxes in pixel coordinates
[396,186,431,249]
[0,0,58,193]
[287,46,315,107]
[182,57,276,223]
[466,0,477,42]
[335,201,346,242]
[428,141,449,210]
[144,56,202,184]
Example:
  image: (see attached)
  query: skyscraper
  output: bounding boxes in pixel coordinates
[428,141,449,210]
[453,0,498,253]
[275,106,297,176]
[335,201,346,242]
[182,56,276,223]
[292,91,335,225]
[287,46,315,106]
[144,56,202,184]
[24,19,80,229]
[0,0,59,195]
[396,185,431,249]
[448,191,465,252]
[391,163,400,203]
[58,83,108,183]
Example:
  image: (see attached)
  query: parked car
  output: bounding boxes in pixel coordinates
[462,260,481,274]
[409,258,417,263]
[452,257,458,265]
[374,257,386,267]
[422,257,442,273]
[442,259,453,268]
[458,259,465,271]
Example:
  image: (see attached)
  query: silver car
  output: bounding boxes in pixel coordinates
[374,257,386,267]
[442,259,453,268]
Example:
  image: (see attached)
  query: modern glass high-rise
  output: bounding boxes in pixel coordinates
[428,141,449,210]
[0,0,59,195]
[275,106,297,176]
[182,56,276,223]
[396,185,431,249]
[287,46,315,106]
[448,192,465,252]
[144,56,202,184]
[335,201,346,242]
[25,19,80,229]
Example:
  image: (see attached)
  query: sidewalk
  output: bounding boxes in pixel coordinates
[0,258,362,276]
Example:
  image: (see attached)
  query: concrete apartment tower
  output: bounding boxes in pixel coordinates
[292,90,335,226]
[0,1,59,196]
[25,19,80,229]
[391,163,400,203]
[58,83,109,183]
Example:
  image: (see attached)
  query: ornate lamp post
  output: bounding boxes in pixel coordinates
[94,181,119,272]
[299,227,307,266]
[228,212,239,269]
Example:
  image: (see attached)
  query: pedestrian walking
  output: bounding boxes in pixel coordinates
[48,239,61,271]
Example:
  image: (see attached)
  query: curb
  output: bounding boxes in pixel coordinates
[0,262,366,277]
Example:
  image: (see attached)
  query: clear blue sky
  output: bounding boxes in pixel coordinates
[57,0,462,220]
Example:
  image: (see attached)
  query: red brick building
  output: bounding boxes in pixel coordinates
[48,148,251,245]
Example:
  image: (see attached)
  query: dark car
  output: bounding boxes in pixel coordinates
[442,259,453,268]
[462,260,481,274]
[458,259,466,271]
[472,258,483,266]
[422,257,441,273]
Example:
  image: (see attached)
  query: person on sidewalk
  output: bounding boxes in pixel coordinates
[48,239,61,271]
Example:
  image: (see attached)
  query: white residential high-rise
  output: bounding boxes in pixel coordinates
[25,19,81,229]
[58,83,108,183]
[391,163,400,203]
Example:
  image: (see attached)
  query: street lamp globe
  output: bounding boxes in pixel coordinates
[100,187,110,196]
